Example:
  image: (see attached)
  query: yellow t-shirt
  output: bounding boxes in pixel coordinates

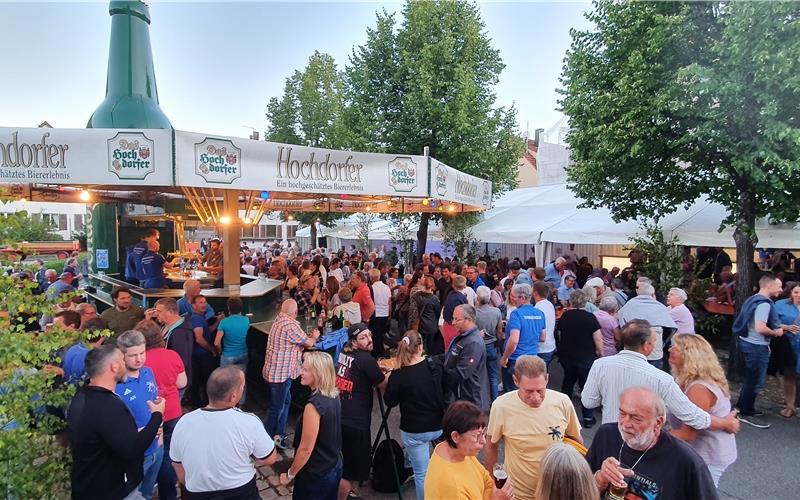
[424,443,494,500]
[486,389,581,500]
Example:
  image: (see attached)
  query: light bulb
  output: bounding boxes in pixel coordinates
[79,189,91,202]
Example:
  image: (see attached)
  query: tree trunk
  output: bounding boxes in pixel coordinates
[310,223,317,251]
[727,190,758,379]
[416,212,430,265]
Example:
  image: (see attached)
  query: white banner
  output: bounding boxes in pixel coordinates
[175,130,429,198]
[431,159,492,209]
[0,127,173,186]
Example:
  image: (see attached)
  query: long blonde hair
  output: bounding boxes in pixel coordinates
[303,351,338,398]
[671,333,730,397]
[536,444,598,500]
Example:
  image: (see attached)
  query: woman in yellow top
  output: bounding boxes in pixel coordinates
[424,401,513,500]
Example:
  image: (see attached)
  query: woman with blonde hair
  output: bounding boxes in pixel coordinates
[668,333,737,486]
[384,330,444,499]
[279,351,342,499]
[536,443,598,500]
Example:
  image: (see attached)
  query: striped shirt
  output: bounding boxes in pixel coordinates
[581,350,711,429]
[262,313,308,383]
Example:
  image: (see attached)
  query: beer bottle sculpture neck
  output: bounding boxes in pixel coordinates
[88,1,172,129]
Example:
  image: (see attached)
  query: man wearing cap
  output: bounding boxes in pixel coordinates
[335,323,387,499]
[47,268,76,300]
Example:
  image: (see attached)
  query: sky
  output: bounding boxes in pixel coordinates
[0,1,593,140]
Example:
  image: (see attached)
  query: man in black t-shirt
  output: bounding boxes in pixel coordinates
[335,323,387,499]
[587,387,718,500]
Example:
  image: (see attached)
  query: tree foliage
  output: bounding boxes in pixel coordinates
[265,51,349,245]
[560,1,800,305]
[626,224,683,298]
[265,1,523,257]
[0,210,64,243]
[441,212,482,263]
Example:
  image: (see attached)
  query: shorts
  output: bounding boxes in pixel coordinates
[341,425,372,481]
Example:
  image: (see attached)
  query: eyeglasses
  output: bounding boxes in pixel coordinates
[463,429,487,442]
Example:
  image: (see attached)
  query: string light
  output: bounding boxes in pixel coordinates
[219,215,231,224]
[288,214,295,221]
[79,189,91,202]
[242,217,252,225]
[447,204,456,213]
[260,190,270,200]
[421,198,430,206]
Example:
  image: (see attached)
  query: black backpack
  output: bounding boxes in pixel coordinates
[372,438,410,493]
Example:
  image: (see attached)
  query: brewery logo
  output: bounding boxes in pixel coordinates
[435,163,448,196]
[107,132,155,180]
[388,156,418,193]
[482,180,492,206]
[455,173,478,201]
[195,138,241,184]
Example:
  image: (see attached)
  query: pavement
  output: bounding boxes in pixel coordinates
[244,354,800,500]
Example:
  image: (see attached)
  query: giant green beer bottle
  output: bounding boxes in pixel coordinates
[87,0,172,128]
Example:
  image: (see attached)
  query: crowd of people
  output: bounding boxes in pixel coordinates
[9,236,800,500]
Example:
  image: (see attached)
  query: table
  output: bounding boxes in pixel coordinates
[704,301,735,316]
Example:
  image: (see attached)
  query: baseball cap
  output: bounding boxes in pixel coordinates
[348,322,370,341]
[60,268,76,279]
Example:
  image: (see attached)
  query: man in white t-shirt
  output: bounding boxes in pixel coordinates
[532,281,556,365]
[369,269,392,358]
[170,366,277,497]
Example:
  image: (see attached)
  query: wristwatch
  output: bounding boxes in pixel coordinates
[286,469,295,481]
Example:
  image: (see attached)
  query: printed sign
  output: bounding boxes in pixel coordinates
[107,132,155,180]
[435,162,448,196]
[0,127,172,186]
[388,156,418,193]
[96,249,109,269]
[194,137,242,184]
[430,160,492,209]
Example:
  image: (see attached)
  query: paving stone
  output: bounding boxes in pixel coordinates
[257,479,269,491]
[259,489,278,500]
[267,475,281,487]
[276,485,291,496]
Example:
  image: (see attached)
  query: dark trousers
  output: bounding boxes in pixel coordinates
[189,355,219,406]
[293,461,342,500]
[559,358,595,420]
[736,339,770,415]
[369,316,389,358]
[156,418,179,500]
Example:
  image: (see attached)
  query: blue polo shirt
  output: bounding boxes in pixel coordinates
[504,303,546,360]
[131,240,150,282]
[190,313,215,357]
[140,250,166,289]
[217,314,250,358]
[178,297,215,319]
[115,366,159,456]
[46,280,75,300]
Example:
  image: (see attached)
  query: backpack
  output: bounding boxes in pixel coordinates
[371,438,410,493]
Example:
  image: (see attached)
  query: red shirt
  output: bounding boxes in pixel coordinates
[352,283,375,321]
[144,347,185,422]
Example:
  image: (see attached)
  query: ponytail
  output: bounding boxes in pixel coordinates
[396,330,423,367]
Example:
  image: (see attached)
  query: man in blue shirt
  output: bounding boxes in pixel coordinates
[188,296,219,407]
[141,239,176,289]
[465,266,486,291]
[500,283,546,392]
[177,279,216,319]
[125,228,160,286]
[46,270,76,300]
[544,257,567,288]
[114,330,161,499]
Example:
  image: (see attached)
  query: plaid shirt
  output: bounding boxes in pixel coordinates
[293,288,313,317]
[262,313,309,383]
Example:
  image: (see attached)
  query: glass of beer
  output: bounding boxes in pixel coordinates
[493,464,508,489]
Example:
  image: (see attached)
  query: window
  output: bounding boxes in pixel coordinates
[285,225,297,239]
[73,214,84,232]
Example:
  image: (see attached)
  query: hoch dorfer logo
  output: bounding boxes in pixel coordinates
[435,163,448,196]
[107,132,155,180]
[194,137,241,184]
[388,156,418,193]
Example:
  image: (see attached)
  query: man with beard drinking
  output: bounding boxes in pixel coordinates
[586,387,717,500]
[68,344,165,500]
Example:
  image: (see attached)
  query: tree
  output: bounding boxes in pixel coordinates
[265,51,349,247]
[353,213,379,252]
[442,212,482,263]
[561,2,800,323]
[386,215,416,272]
[0,211,64,243]
[343,1,523,262]
[0,211,98,497]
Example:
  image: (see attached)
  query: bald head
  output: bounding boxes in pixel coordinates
[618,386,666,450]
[620,386,665,419]
[281,299,298,317]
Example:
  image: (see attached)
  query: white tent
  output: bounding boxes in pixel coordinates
[474,184,800,249]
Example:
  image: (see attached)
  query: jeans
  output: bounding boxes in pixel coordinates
[559,358,595,420]
[140,445,163,499]
[264,379,293,438]
[401,429,442,500]
[502,358,517,393]
[538,350,555,366]
[485,343,500,402]
[736,340,770,415]
[156,418,179,500]
[293,461,342,500]
[220,354,248,404]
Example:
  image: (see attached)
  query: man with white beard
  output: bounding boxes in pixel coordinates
[586,387,718,500]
